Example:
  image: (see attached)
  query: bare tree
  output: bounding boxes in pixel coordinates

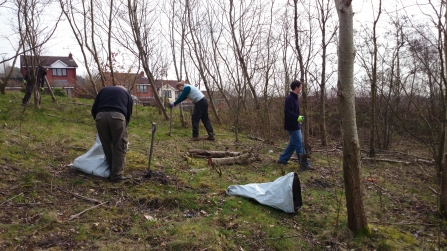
[206,2,235,114]
[184,0,222,124]
[440,0,447,218]
[292,0,315,153]
[334,0,368,233]
[165,0,188,127]
[316,0,337,147]
[228,0,262,110]
[125,0,169,120]
[0,44,22,94]
[376,14,407,150]
[17,0,62,108]
[355,0,382,157]
[59,0,107,95]
[367,0,382,157]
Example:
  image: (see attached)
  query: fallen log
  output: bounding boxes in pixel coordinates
[361,157,411,165]
[188,149,241,158]
[209,152,259,166]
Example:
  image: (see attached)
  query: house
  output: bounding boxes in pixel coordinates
[155,80,195,108]
[136,79,192,107]
[157,80,178,104]
[202,89,230,110]
[101,71,156,105]
[101,72,193,107]
[101,71,155,105]
[130,72,155,105]
[20,53,78,97]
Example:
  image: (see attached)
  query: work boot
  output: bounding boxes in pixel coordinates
[299,166,315,172]
[298,153,310,170]
[109,174,132,182]
[190,137,200,141]
[205,135,215,141]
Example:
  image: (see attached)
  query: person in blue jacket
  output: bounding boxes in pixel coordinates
[170,81,215,141]
[91,85,133,181]
[277,80,312,171]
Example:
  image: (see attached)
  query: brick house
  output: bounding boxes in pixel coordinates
[101,72,193,107]
[20,53,78,97]
[134,78,192,107]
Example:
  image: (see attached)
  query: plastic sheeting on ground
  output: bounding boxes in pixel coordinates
[226,172,302,213]
[69,134,110,178]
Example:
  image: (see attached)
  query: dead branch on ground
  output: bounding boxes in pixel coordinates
[68,201,107,221]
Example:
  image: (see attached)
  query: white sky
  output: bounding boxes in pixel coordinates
[0,0,433,78]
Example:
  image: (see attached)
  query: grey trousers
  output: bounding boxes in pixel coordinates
[95,112,128,179]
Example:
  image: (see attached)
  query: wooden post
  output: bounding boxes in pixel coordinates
[44,76,58,105]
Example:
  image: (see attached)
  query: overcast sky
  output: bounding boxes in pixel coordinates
[0,0,432,78]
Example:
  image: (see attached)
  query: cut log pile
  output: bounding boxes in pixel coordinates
[187,149,260,166]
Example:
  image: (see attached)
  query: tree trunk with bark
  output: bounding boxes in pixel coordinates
[439,5,447,217]
[334,0,369,234]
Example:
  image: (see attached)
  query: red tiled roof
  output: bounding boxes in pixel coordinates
[20,55,78,68]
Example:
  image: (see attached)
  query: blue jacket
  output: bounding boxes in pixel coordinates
[284,91,301,131]
[174,84,204,105]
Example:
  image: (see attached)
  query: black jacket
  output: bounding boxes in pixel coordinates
[283,91,301,131]
[91,86,133,123]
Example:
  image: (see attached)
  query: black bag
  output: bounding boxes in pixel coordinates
[292,172,303,211]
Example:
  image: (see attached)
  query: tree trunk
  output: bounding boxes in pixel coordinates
[126,0,169,120]
[440,129,447,217]
[368,0,382,157]
[439,5,447,217]
[334,0,368,234]
[293,0,310,153]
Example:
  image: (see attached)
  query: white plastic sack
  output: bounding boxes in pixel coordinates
[70,134,110,178]
[226,172,301,213]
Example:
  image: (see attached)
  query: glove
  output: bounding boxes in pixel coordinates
[297,116,304,123]
[169,103,175,108]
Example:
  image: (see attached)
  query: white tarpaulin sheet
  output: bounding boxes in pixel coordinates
[226,172,301,213]
[70,134,110,178]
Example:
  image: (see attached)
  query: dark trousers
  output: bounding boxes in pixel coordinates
[191,98,214,137]
[22,83,33,104]
[95,112,128,179]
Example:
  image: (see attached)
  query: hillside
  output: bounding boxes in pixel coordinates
[0,92,445,250]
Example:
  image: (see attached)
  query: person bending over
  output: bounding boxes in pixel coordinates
[91,85,133,181]
[170,81,215,141]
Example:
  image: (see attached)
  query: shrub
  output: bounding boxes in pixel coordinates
[52,88,67,97]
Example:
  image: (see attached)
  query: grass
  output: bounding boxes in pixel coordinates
[0,91,446,250]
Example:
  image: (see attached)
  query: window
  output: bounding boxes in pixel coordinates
[175,91,179,98]
[52,68,67,76]
[137,85,147,93]
[163,90,171,98]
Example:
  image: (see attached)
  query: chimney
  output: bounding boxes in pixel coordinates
[140,71,144,77]
[68,53,73,60]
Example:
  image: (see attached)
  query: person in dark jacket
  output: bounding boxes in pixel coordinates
[37,66,47,92]
[22,72,33,105]
[91,85,133,181]
[277,80,312,171]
